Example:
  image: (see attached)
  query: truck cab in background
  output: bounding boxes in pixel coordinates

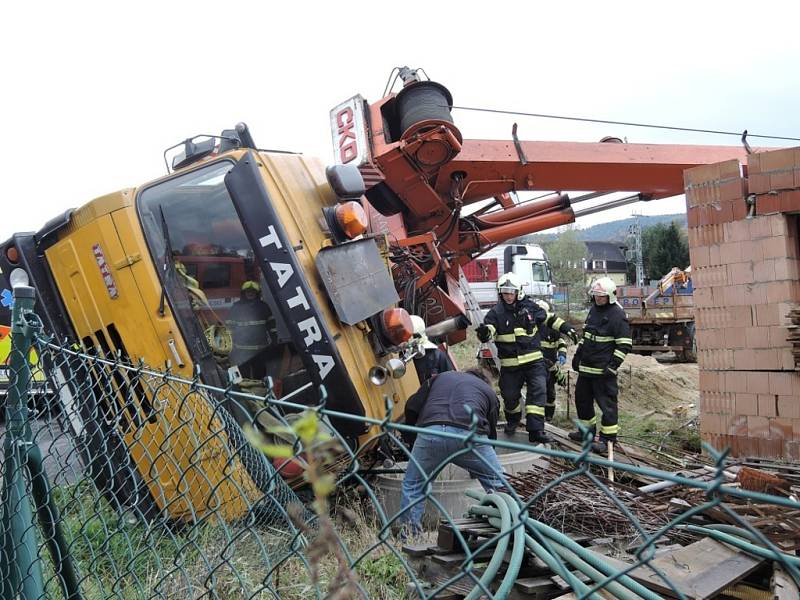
[463,244,554,308]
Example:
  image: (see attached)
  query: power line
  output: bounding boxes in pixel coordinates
[449,105,800,142]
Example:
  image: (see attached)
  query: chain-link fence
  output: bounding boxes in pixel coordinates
[2,290,799,599]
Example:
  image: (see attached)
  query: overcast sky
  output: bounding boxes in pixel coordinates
[3,1,799,239]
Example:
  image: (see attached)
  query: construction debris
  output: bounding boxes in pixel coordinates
[403,435,800,599]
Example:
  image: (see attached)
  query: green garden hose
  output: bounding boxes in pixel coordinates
[464,490,666,600]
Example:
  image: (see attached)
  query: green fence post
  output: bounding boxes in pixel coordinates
[1,285,44,600]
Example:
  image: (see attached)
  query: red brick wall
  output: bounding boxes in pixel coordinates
[686,148,800,459]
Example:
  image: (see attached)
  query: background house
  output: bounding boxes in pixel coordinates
[583,241,628,286]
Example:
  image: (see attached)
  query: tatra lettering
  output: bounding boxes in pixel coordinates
[312,354,335,380]
[270,262,293,288]
[259,226,283,250]
[298,316,322,346]
[287,286,310,311]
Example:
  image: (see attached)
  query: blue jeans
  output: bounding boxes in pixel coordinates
[399,425,507,533]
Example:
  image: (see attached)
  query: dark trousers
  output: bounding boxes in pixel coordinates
[545,372,556,421]
[499,360,547,433]
[574,374,619,440]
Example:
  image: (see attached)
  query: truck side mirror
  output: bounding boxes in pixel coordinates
[325,165,366,200]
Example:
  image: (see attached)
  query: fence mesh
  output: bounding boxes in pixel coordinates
[1,302,799,599]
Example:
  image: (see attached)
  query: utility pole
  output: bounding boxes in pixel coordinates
[627,214,645,287]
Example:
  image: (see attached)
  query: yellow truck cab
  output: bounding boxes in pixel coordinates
[0,124,420,521]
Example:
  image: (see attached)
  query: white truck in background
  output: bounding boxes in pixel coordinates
[463,244,555,308]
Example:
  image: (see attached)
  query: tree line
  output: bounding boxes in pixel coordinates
[533,221,689,288]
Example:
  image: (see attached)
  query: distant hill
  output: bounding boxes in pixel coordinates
[514,213,687,244]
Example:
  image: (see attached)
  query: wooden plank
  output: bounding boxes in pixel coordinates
[597,537,763,599]
[514,576,560,594]
[772,562,800,600]
[402,543,438,558]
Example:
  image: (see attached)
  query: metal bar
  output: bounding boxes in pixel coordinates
[1,286,44,600]
[572,194,645,218]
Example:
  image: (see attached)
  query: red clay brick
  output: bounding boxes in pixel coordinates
[762,235,790,259]
[754,303,780,327]
[701,413,723,434]
[787,442,800,460]
[769,325,791,348]
[747,152,762,173]
[777,396,800,419]
[771,168,794,190]
[765,280,800,304]
[734,349,757,371]
[761,148,796,172]
[752,259,776,283]
[758,394,778,417]
[748,415,770,438]
[698,370,719,392]
[725,370,748,393]
[689,244,709,268]
[732,199,749,221]
[731,305,755,327]
[770,417,793,440]
[727,262,754,285]
[724,327,746,349]
[769,372,798,396]
[720,177,745,202]
[794,419,800,441]
[779,348,796,370]
[774,257,800,281]
[757,194,780,215]
[708,244,721,266]
[748,173,770,195]
[719,241,743,263]
[749,215,777,239]
[747,371,769,394]
[739,240,765,263]
[758,437,784,458]
[754,349,780,371]
[779,189,800,213]
[744,326,770,349]
[693,287,715,308]
[770,213,790,237]
[736,393,758,416]
[728,415,748,436]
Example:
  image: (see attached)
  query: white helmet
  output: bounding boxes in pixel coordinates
[497,272,524,300]
[535,299,552,313]
[589,277,617,304]
[410,315,438,350]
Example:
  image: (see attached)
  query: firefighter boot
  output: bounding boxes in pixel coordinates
[591,438,612,455]
[529,430,554,444]
[568,428,595,443]
[503,415,521,435]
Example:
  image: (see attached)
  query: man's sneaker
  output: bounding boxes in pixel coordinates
[529,430,554,444]
[503,420,521,435]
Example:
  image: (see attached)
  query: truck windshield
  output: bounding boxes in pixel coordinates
[137,161,312,400]
[531,261,549,282]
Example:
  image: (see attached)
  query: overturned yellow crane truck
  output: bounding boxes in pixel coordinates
[0,124,423,522]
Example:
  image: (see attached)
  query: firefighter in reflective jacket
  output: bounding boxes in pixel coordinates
[536,299,568,422]
[570,277,632,454]
[476,273,578,444]
[227,280,277,380]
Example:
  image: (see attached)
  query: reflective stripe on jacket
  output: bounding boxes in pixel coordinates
[484,298,570,369]
[576,303,632,376]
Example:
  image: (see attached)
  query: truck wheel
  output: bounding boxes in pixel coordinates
[680,346,697,363]
[679,325,697,363]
